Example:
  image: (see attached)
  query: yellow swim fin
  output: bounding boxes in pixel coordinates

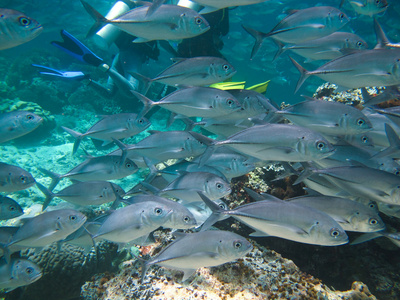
[246,80,270,94]
[210,81,246,90]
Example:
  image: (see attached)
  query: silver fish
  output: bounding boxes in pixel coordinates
[198,123,335,165]
[291,48,400,93]
[141,230,252,282]
[62,113,150,155]
[200,192,348,246]
[40,155,138,191]
[277,98,372,136]
[0,111,43,143]
[0,259,42,292]
[157,171,231,204]
[81,0,209,42]
[36,181,125,210]
[0,196,23,220]
[341,0,388,16]
[243,6,349,58]
[123,194,197,229]
[161,161,228,183]
[192,0,267,13]
[0,9,43,50]
[135,87,241,119]
[132,56,236,91]
[4,209,86,260]
[288,194,385,232]
[92,201,173,244]
[0,162,35,193]
[275,32,368,61]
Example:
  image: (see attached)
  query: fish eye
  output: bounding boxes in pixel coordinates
[26,114,34,120]
[395,170,400,176]
[226,99,234,106]
[369,218,378,225]
[222,64,230,71]
[25,267,34,274]
[361,136,369,143]
[195,17,203,25]
[369,202,376,209]
[376,0,380,3]
[216,183,223,189]
[219,203,226,209]
[69,215,77,221]
[138,119,144,124]
[356,118,365,126]
[125,162,132,168]
[330,228,341,237]
[19,175,26,183]
[233,241,242,249]
[183,216,191,223]
[339,13,344,20]
[19,17,31,26]
[154,208,163,215]
[8,206,16,211]
[356,41,363,47]
[315,141,326,150]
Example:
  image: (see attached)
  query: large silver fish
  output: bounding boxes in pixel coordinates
[81,0,209,42]
[0,196,23,220]
[0,259,42,292]
[0,9,43,50]
[3,209,86,261]
[288,194,385,232]
[135,87,241,119]
[277,98,372,136]
[40,154,138,191]
[92,200,173,244]
[141,230,252,282]
[61,113,150,155]
[291,48,400,93]
[0,162,35,193]
[341,0,388,16]
[199,192,348,246]
[133,57,236,93]
[0,111,43,143]
[36,181,125,210]
[198,123,335,164]
[243,6,349,58]
[275,32,368,61]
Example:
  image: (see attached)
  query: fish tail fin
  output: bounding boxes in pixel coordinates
[130,251,149,284]
[35,182,56,211]
[372,123,400,159]
[128,72,153,96]
[197,192,225,231]
[80,0,108,38]
[241,24,267,59]
[131,90,156,119]
[38,168,62,191]
[289,56,309,94]
[272,40,286,61]
[61,126,84,155]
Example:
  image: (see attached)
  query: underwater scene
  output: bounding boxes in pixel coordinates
[1,0,400,299]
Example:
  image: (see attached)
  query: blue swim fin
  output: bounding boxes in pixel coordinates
[51,30,103,67]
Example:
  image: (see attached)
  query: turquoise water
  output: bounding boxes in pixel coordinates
[1,0,400,299]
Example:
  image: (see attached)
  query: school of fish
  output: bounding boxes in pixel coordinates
[0,0,399,294]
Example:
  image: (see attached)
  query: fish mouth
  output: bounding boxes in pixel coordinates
[31,273,43,283]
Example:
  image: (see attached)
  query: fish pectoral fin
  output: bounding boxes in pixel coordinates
[133,37,151,43]
[249,229,270,237]
[181,269,197,282]
[348,1,365,7]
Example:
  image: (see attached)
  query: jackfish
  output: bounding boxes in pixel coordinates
[0,259,42,292]
[0,111,43,143]
[0,163,35,193]
[0,196,23,220]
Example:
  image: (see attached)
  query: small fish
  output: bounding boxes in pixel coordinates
[39,154,138,191]
[0,162,35,193]
[199,192,348,246]
[198,123,335,165]
[132,56,236,91]
[0,196,23,220]
[36,181,125,210]
[0,9,43,50]
[135,87,241,119]
[277,98,372,136]
[290,48,400,93]
[61,113,150,155]
[0,259,42,292]
[92,201,173,244]
[341,0,388,16]
[140,230,252,282]
[3,209,86,261]
[81,0,209,42]
[0,111,43,143]
[274,32,368,61]
[243,6,349,58]
[288,194,385,232]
